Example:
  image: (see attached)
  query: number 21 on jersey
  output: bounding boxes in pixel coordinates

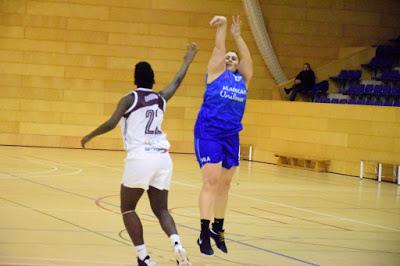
[145,109,162,135]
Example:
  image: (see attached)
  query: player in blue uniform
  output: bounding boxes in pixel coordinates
[194,15,253,256]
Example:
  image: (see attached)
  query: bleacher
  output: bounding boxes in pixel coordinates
[313,37,400,107]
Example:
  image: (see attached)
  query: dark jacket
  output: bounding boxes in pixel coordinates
[296,70,315,89]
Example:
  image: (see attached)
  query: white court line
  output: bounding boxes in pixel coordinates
[28,158,400,233]
[19,155,83,177]
[0,256,129,265]
[0,208,113,213]
[0,153,84,178]
[0,154,59,177]
[173,181,400,232]
[0,166,82,179]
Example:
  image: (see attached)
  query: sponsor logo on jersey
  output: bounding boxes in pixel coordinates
[234,75,242,82]
[220,85,246,102]
[144,94,158,102]
[200,156,211,163]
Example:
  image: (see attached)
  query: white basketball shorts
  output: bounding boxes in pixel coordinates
[121,152,172,191]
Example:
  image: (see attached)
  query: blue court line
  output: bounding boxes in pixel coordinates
[228,237,319,266]
[2,155,320,266]
[175,223,320,266]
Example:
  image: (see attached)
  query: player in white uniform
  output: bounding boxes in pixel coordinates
[81,43,197,266]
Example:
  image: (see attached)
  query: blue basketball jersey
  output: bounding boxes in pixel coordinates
[194,70,247,138]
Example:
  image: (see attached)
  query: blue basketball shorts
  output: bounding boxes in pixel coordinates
[194,134,240,169]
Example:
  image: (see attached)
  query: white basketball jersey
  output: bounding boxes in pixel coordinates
[120,88,170,159]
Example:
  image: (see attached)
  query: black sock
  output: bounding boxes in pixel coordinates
[213,218,224,232]
[200,219,210,237]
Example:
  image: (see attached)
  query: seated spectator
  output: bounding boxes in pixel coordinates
[284,63,316,101]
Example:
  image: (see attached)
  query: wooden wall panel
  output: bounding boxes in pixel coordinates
[1,0,399,178]
[241,101,400,176]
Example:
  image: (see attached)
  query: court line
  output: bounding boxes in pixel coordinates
[0,154,81,179]
[95,195,155,223]
[174,223,320,266]
[12,154,84,177]
[0,227,114,233]
[231,209,287,224]
[1,170,95,201]
[0,154,59,177]
[27,155,398,232]
[0,241,126,247]
[59,159,400,255]
[116,229,207,262]
[0,196,130,247]
[238,235,400,254]
[98,196,319,266]
[0,167,163,248]
[93,193,320,265]
[252,207,352,231]
[5,154,322,265]
[168,207,271,223]
[0,255,129,265]
[0,159,133,248]
[0,262,51,266]
[315,196,400,216]
[0,159,208,265]
[95,195,120,215]
[232,193,400,232]
[172,180,400,232]
[3,150,399,262]
[3,154,221,266]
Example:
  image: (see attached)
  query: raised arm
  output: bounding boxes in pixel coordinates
[207,15,227,83]
[159,43,198,101]
[81,95,133,148]
[231,16,253,82]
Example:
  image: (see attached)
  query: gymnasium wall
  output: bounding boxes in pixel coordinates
[241,100,400,177]
[261,0,400,78]
[1,90,398,177]
[1,0,400,177]
[0,0,273,149]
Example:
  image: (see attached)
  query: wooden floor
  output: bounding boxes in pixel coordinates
[0,146,399,266]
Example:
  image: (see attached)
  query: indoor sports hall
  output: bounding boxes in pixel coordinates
[0,1,399,265]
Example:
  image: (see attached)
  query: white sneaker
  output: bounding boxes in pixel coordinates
[137,255,156,266]
[175,248,192,266]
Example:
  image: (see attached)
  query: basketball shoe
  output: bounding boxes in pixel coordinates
[175,248,192,266]
[137,255,156,266]
[197,234,214,256]
[210,227,228,253]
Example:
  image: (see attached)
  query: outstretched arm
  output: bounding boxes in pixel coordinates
[231,15,253,82]
[81,95,133,148]
[207,15,227,83]
[159,43,198,101]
